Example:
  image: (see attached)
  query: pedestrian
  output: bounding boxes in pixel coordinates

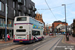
[2,34,4,40]
[7,33,10,40]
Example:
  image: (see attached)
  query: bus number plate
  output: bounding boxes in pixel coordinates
[19,41,23,42]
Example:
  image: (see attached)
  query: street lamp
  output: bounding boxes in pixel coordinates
[62,4,69,41]
[5,0,7,42]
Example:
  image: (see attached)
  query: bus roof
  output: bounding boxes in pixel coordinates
[15,16,44,24]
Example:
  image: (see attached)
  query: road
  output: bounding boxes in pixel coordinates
[0,35,75,50]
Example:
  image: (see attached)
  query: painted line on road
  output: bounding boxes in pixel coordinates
[33,37,58,50]
[50,37,62,50]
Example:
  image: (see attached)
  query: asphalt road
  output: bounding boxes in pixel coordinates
[0,35,75,50]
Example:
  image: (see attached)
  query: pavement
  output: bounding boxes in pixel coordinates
[0,39,13,44]
[62,35,75,45]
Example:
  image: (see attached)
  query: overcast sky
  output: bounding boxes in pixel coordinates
[32,0,75,25]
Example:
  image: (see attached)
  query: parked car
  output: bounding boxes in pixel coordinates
[49,33,53,36]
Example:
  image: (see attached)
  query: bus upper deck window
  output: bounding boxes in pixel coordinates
[17,17,27,21]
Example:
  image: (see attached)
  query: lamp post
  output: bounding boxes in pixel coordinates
[5,0,7,42]
[62,4,69,41]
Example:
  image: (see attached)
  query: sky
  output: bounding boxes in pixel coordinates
[32,0,75,25]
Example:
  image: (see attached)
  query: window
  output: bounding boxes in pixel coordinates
[18,0,21,2]
[24,0,25,6]
[18,4,20,8]
[0,2,4,12]
[28,10,30,14]
[33,6,35,10]
[14,10,15,16]
[23,13,25,16]
[19,11,21,16]
[17,17,27,21]
[7,19,12,27]
[13,1,15,8]
[32,30,40,36]
[7,6,8,14]
[16,29,26,32]
[0,18,4,26]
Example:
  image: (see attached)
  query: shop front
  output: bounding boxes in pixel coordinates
[0,18,14,39]
[0,27,13,39]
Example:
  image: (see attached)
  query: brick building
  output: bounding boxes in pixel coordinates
[52,21,68,32]
[35,13,45,26]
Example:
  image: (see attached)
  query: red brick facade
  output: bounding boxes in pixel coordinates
[52,21,68,32]
[35,13,45,27]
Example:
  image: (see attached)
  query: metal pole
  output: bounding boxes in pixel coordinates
[62,4,68,41]
[5,0,7,42]
[64,5,67,38]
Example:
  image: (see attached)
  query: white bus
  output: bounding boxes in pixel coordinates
[13,16,44,43]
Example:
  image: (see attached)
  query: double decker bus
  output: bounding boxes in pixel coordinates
[13,16,44,43]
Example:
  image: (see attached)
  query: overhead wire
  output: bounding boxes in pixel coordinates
[45,0,57,20]
[37,2,75,10]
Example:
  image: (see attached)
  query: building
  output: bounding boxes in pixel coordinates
[52,21,68,33]
[0,0,36,39]
[72,19,75,37]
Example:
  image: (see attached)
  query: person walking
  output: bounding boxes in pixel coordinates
[7,33,10,40]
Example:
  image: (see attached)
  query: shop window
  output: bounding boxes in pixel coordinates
[0,18,4,26]
[8,19,12,27]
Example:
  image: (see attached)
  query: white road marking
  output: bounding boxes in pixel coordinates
[23,47,28,50]
[65,48,74,50]
[52,38,61,50]
[33,38,57,50]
